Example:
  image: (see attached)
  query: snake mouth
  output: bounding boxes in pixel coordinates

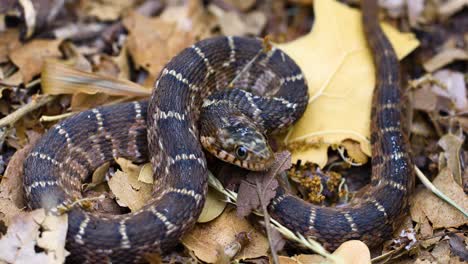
[215,149,272,171]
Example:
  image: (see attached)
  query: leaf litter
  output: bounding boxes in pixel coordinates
[0,0,467,263]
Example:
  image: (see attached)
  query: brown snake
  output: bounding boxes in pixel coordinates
[23,0,414,262]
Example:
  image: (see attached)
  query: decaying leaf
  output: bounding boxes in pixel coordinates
[438,132,464,186]
[0,29,21,63]
[410,168,468,229]
[0,209,69,264]
[9,38,63,84]
[237,152,290,217]
[108,159,152,211]
[123,11,196,86]
[278,240,371,264]
[80,0,138,21]
[160,0,217,41]
[423,48,468,73]
[279,0,419,167]
[209,5,266,36]
[448,233,468,262]
[431,70,467,111]
[182,208,269,263]
[0,130,40,227]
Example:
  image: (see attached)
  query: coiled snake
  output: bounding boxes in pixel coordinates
[23,0,413,262]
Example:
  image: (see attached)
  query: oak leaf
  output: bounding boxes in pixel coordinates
[279,0,419,167]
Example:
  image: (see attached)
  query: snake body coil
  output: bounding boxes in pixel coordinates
[268,0,414,250]
[23,0,413,262]
[23,37,308,263]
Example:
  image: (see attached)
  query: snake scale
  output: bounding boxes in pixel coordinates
[23,0,414,262]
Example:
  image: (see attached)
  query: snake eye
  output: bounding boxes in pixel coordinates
[235,146,248,160]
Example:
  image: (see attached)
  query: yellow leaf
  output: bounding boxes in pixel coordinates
[279,0,419,167]
[197,187,227,223]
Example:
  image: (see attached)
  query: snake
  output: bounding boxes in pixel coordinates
[23,0,413,262]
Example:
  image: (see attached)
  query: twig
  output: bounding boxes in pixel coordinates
[0,95,56,128]
[415,166,468,218]
[40,112,76,122]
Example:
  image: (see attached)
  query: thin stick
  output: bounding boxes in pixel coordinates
[0,95,56,128]
[40,112,76,122]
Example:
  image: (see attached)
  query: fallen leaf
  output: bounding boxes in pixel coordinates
[0,209,69,263]
[81,0,138,21]
[182,208,268,263]
[278,240,370,264]
[209,5,266,36]
[438,132,464,186]
[1,130,40,214]
[123,11,196,86]
[138,163,153,184]
[279,0,419,167]
[410,168,468,229]
[332,240,371,264]
[423,48,468,73]
[448,233,468,262]
[237,151,290,217]
[0,29,21,63]
[108,162,152,211]
[198,187,227,223]
[9,38,63,84]
[431,70,467,111]
[160,0,217,41]
[431,240,451,264]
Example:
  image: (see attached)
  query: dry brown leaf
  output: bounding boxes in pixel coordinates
[182,208,268,263]
[236,152,290,217]
[0,209,68,263]
[410,168,468,229]
[448,233,468,262]
[438,132,464,186]
[81,0,138,21]
[332,240,371,264]
[9,38,63,84]
[123,11,196,86]
[413,86,438,112]
[209,5,266,36]
[278,254,326,264]
[198,187,227,223]
[423,48,468,73]
[108,169,152,211]
[223,0,256,11]
[0,29,21,63]
[432,240,452,263]
[1,130,40,211]
[160,0,217,40]
[138,163,153,184]
[431,70,467,111]
[278,240,370,264]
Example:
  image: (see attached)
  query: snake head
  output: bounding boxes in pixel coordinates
[200,105,274,171]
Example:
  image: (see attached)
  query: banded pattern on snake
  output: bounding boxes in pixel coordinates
[23,0,414,262]
[268,0,414,250]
